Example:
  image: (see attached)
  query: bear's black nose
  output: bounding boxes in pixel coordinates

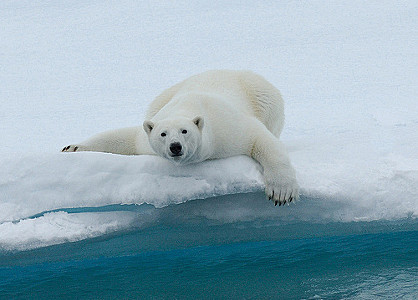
[169,142,182,155]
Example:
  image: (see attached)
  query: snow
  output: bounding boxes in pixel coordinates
[0,0,417,250]
[0,154,263,222]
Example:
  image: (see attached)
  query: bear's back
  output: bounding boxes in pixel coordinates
[146,70,284,137]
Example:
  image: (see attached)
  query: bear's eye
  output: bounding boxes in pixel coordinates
[161,132,166,137]
[182,130,187,134]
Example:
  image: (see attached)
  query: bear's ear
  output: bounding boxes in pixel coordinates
[143,120,154,135]
[193,116,204,131]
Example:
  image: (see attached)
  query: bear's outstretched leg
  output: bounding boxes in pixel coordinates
[249,123,299,206]
[61,127,154,155]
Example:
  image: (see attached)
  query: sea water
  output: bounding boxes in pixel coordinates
[2,234,417,299]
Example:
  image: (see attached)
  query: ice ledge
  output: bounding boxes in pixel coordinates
[0,153,264,222]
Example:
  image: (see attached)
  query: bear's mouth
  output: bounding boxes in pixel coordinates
[170,153,183,158]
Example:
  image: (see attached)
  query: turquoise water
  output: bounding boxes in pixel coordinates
[1,215,417,299]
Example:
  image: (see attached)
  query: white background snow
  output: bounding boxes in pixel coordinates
[0,0,417,250]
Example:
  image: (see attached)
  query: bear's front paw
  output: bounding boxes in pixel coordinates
[264,172,299,206]
[61,145,80,152]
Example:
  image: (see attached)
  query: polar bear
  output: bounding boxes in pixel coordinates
[62,70,299,205]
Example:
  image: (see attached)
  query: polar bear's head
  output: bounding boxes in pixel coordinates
[143,116,204,165]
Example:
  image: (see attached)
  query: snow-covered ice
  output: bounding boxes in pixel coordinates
[0,0,417,250]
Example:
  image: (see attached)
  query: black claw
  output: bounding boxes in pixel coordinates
[284,200,287,205]
[74,146,78,152]
[289,196,293,203]
[278,201,282,206]
[274,201,278,206]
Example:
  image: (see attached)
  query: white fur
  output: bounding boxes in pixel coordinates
[62,70,299,205]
